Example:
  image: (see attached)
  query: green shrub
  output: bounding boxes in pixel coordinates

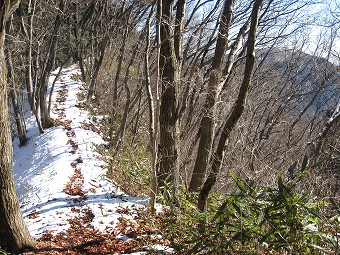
[165,158,339,254]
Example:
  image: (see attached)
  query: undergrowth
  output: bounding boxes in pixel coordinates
[150,158,340,254]
[105,140,151,196]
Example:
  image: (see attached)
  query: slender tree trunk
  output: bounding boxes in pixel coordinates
[32,45,44,133]
[48,64,65,115]
[22,0,43,133]
[22,0,37,112]
[198,0,264,211]
[87,36,108,102]
[144,6,157,212]
[174,0,186,70]
[189,0,235,192]
[38,0,64,129]
[5,17,28,146]
[109,24,130,141]
[75,1,97,82]
[6,47,28,146]
[157,0,180,202]
[76,52,87,81]
[0,0,35,252]
[131,86,142,143]
[112,48,136,156]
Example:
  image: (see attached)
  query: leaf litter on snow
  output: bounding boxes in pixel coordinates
[13,65,173,254]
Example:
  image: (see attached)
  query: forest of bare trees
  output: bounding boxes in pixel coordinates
[0,0,339,253]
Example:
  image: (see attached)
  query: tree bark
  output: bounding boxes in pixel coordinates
[198,0,264,211]
[157,0,180,202]
[0,0,35,252]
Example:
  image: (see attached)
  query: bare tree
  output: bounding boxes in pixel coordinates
[189,0,236,192]
[145,5,158,212]
[198,0,264,211]
[0,0,35,252]
[157,0,181,201]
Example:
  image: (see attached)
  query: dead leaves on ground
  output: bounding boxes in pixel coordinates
[21,207,172,255]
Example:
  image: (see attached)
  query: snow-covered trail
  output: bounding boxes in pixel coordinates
[13,65,148,238]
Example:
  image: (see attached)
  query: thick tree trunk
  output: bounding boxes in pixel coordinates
[198,0,264,211]
[189,0,235,192]
[0,0,35,252]
[157,0,180,202]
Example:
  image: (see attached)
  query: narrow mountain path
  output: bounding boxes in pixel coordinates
[13,66,174,254]
[54,76,86,198]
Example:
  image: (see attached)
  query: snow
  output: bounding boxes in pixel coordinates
[12,65,172,254]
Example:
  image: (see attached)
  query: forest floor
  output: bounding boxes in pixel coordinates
[13,65,172,255]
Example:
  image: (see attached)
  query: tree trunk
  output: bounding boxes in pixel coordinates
[21,0,43,133]
[145,6,157,212]
[157,0,180,202]
[109,24,130,141]
[74,1,96,82]
[198,0,264,211]
[112,46,136,156]
[174,0,186,70]
[6,50,28,146]
[48,64,65,115]
[38,0,64,129]
[86,36,108,102]
[0,0,35,252]
[189,0,235,192]
[24,0,37,112]
[5,17,28,146]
